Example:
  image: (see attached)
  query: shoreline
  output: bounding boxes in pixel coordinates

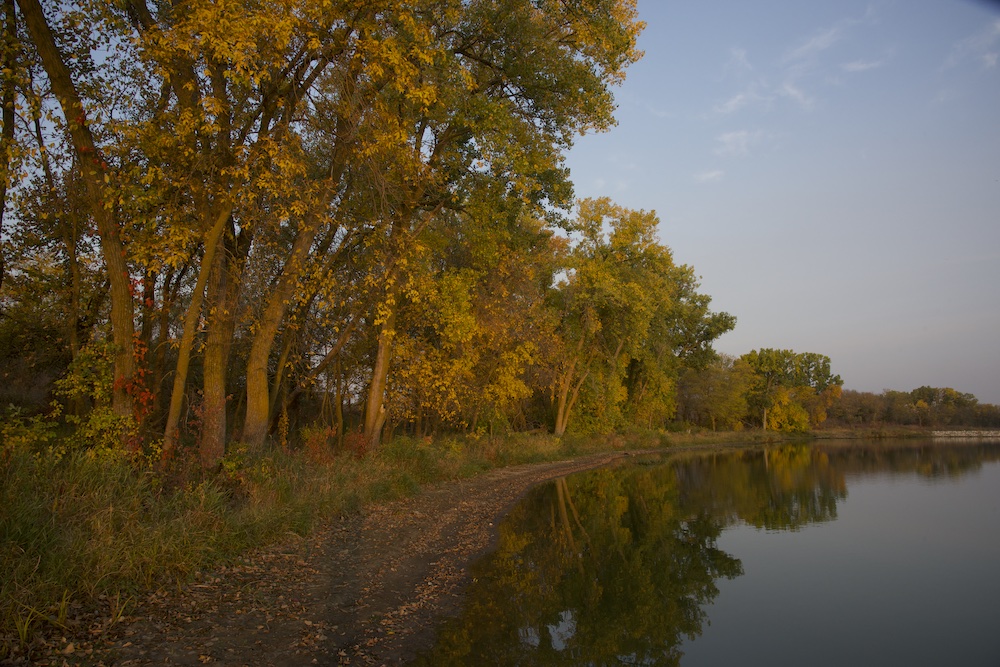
[9,434,996,665]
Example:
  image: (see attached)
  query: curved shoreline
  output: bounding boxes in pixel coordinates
[86,452,631,666]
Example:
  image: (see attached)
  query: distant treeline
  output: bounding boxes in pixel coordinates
[825,387,1000,429]
[673,353,1000,431]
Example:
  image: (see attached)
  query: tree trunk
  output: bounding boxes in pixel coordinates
[268,326,297,427]
[150,265,181,418]
[363,304,396,450]
[553,336,593,437]
[162,203,232,457]
[333,357,344,446]
[554,375,572,437]
[59,211,86,414]
[18,0,136,421]
[0,0,14,293]
[554,368,590,438]
[200,248,237,468]
[244,219,322,448]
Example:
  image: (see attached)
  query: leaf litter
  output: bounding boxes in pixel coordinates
[5,453,626,666]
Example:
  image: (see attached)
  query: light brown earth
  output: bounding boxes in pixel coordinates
[25,452,632,666]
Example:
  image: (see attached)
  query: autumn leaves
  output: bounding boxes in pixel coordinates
[3,1,742,464]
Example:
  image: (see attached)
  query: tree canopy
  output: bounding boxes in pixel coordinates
[7,1,979,465]
[1,0,743,466]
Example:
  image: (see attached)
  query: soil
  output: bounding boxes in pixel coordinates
[24,451,632,666]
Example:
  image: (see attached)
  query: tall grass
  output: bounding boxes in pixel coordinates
[0,427,628,655]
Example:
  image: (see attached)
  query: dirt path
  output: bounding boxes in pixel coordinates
[71,452,631,666]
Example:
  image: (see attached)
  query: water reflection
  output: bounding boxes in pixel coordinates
[676,444,845,532]
[412,463,743,666]
[412,440,1000,666]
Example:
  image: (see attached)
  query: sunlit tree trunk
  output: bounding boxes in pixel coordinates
[162,204,232,457]
[244,220,321,448]
[363,304,396,450]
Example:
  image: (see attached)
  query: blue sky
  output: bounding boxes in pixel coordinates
[565,0,1000,403]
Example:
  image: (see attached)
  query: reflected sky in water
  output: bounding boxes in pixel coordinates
[413,439,1000,666]
[683,446,1000,666]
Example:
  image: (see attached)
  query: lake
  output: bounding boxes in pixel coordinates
[412,439,1000,666]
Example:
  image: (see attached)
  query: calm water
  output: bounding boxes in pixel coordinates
[413,439,1000,666]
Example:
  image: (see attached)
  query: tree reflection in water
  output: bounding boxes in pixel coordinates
[412,461,743,666]
[411,441,1000,666]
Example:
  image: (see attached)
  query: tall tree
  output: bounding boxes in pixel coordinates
[740,349,842,431]
[16,0,137,424]
[345,0,645,448]
[0,0,15,291]
[121,0,377,461]
[550,199,733,436]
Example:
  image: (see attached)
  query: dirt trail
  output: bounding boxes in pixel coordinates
[77,452,630,666]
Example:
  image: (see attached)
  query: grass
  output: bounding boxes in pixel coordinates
[0,422,889,657]
[0,427,646,656]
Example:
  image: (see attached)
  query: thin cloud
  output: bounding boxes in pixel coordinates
[643,103,672,119]
[715,93,749,114]
[713,85,773,115]
[714,10,879,118]
[694,170,725,183]
[715,47,773,115]
[715,130,763,157]
[784,25,844,63]
[728,47,754,73]
[932,88,956,104]
[942,19,1000,70]
[783,7,878,65]
[715,91,752,114]
[842,59,884,72]
[779,82,815,110]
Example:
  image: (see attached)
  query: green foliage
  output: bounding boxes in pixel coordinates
[677,354,753,431]
[0,405,60,454]
[550,199,734,436]
[53,341,139,453]
[740,349,843,432]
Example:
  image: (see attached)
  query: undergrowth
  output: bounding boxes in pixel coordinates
[0,423,633,657]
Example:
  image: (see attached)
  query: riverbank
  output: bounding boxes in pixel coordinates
[2,430,652,663]
[0,425,941,664]
[3,447,646,666]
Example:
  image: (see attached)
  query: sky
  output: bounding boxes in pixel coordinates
[564,0,1000,404]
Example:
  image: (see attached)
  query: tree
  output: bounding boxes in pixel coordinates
[0,0,16,291]
[352,0,645,449]
[677,355,753,431]
[7,0,753,467]
[740,349,842,431]
[549,199,733,436]
[16,0,138,425]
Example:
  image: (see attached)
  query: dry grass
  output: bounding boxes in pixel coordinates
[0,427,659,655]
[2,421,830,657]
